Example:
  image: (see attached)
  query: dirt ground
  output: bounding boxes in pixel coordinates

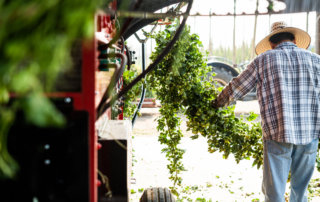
[129,100,320,202]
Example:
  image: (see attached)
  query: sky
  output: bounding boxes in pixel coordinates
[187,12,316,49]
[186,0,316,49]
[126,0,317,66]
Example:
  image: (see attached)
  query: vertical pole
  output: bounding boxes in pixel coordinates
[209,10,213,56]
[131,42,146,126]
[306,11,309,33]
[316,12,320,54]
[82,39,97,202]
[233,0,236,66]
[251,0,259,58]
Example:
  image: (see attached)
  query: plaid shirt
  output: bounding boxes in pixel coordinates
[216,42,320,144]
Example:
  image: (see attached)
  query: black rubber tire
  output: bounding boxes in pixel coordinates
[208,64,236,86]
[208,62,257,101]
[140,187,175,202]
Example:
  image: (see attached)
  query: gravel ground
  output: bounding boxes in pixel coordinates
[129,100,320,202]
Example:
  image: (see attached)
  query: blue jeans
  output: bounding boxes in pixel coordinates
[262,139,318,202]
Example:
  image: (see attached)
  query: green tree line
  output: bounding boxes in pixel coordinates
[210,42,255,65]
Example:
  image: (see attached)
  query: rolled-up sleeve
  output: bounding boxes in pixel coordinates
[215,62,257,107]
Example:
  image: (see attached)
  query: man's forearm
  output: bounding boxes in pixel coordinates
[213,83,234,108]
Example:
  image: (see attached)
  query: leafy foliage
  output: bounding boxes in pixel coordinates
[210,42,254,65]
[122,68,143,119]
[0,1,102,178]
[148,20,263,195]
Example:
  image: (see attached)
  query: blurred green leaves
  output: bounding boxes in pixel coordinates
[0,108,18,178]
[21,93,66,127]
[0,0,102,178]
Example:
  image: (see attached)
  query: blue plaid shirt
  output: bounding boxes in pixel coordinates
[216,42,320,144]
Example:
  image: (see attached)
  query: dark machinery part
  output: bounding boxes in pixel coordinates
[120,37,125,53]
[124,45,133,69]
[131,41,146,126]
[121,0,184,40]
[96,53,128,119]
[128,50,137,65]
[0,98,89,202]
[208,62,238,87]
[140,187,176,202]
[101,0,145,49]
[98,140,129,202]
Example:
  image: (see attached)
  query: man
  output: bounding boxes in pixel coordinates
[213,21,320,201]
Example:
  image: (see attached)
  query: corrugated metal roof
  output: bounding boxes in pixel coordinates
[278,0,319,13]
[121,0,183,39]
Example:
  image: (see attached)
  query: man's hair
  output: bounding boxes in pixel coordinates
[269,32,295,44]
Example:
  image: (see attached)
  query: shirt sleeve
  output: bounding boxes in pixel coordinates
[215,61,258,107]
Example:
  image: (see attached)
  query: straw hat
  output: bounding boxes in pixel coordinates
[255,21,311,55]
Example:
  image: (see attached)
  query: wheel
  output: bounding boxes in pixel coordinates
[208,63,236,87]
[140,187,175,202]
[208,62,257,101]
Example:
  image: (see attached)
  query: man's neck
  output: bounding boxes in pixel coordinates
[271,40,295,49]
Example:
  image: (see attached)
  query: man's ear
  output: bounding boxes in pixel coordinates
[270,42,276,49]
[293,39,297,44]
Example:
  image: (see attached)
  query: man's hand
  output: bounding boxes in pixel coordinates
[212,99,219,109]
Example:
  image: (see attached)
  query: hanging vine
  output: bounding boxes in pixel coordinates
[147,20,263,195]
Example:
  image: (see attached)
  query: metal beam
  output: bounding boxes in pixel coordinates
[278,0,319,13]
[316,12,320,54]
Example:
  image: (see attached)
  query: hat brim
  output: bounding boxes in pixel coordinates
[255,27,311,55]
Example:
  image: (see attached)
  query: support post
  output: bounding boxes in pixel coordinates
[232,0,237,66]
[316,12,320,54]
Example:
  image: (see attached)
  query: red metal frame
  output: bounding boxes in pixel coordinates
[82,39,97,202]
[46,39,97,202]
[48,8,118,200]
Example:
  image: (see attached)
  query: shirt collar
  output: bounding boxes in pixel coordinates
[275,41,297,50]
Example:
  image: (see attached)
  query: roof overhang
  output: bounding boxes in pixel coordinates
[120,0,320,40]
[278,0,319,13]
[119,0,184,39]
